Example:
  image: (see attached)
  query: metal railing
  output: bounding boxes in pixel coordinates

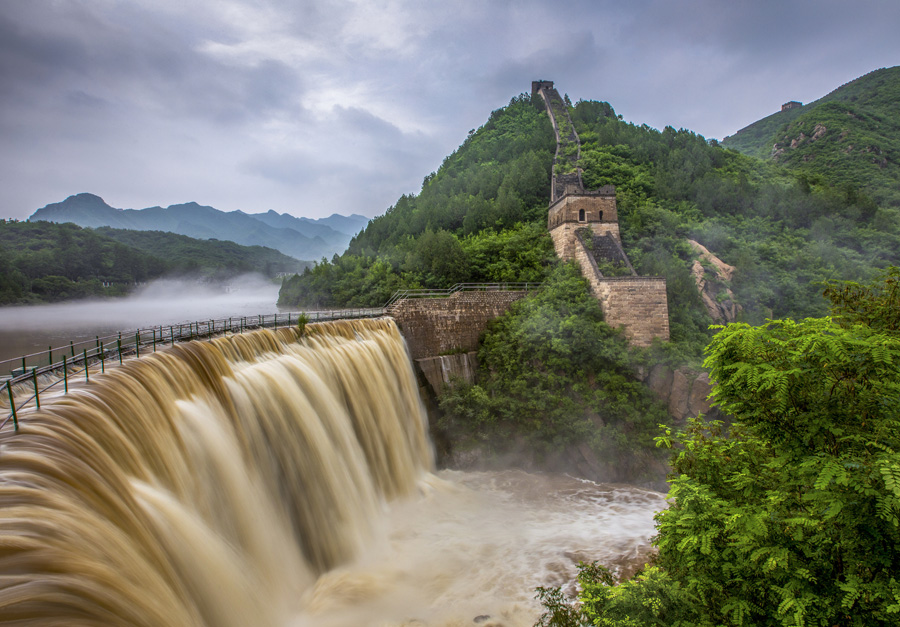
[384,282,542,310]
[0,308,385,433]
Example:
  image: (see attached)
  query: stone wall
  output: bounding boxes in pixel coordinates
[390,290,528,360]
[594,277,670,347]
[547,193,618,231]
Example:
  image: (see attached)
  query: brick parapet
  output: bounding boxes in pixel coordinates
[390,290,528,360]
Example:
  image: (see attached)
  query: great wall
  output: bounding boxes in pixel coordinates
[380,81,683,411]
[391,81,671,389]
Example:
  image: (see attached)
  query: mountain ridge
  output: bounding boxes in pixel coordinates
[28,193,370,261]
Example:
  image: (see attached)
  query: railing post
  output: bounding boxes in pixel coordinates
[100,342,105,373]
[63,355,68,393]
[7,381,17,431]
[118,338,123,365]
[70,340,75,357]
[153,328,157,352]
[135,332,140,359]
[48,346,53,367]
[31,368,40,409]
[21,356,26,375]
[83,349,89,382]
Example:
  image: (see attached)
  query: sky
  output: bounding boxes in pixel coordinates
[2,0,899,222]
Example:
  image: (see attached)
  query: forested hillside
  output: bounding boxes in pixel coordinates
[96,228,307,280]
[278,94,558,307]
[0,221,303,304]
[723,66,900,209]
[281,89,899,353]
[278,81,900,483]
[30,192,362,260]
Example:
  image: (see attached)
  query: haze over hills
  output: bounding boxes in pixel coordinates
[0,219,307,305]
[28,193,370,261]
[722,65,900,209]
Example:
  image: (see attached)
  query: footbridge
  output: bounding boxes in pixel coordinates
[1,283,540,431]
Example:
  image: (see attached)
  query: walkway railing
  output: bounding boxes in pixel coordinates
[384,282,542,310]
[0,308,384,433]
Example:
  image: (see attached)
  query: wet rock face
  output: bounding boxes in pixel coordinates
[643,363,713,425]
[688,239,741,324]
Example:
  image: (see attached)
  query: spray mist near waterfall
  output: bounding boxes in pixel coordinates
[0,318,663,626]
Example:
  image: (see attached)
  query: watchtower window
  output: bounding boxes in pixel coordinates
[578,209,585,222]
[598,211,603,221]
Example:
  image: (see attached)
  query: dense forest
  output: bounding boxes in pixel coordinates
[0,220,305,304]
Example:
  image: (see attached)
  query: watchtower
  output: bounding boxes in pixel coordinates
[532,80,554,99]
[547,184,620,260]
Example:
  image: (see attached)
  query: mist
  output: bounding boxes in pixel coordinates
[0,275,281,364]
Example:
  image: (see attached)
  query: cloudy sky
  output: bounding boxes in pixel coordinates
[1,0,898,221]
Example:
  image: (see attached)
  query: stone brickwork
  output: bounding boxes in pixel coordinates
[390,291,528,360]
[595,277,670,347]
[551,220,621,260]
[547,191,618,232]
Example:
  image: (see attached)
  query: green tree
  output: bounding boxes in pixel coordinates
[563,269,900,627]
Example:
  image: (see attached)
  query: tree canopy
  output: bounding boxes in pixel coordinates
[539,268,900,626]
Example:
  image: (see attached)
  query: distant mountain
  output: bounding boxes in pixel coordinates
[29,194,370,260]
[722,66,900,208]
[249,210,369,240]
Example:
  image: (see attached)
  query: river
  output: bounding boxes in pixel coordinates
[0,307,665,627]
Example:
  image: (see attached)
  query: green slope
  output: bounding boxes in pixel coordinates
[95,227,308,280]
[723,66,900,208]
[276,83,900,481]
[0,221,309,304]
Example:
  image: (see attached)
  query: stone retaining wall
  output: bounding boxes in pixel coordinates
[595,277,670,347]
[391,291,528,360]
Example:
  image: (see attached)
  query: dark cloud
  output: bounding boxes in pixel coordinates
[1,0,898,221]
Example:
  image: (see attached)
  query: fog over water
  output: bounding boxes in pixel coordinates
[0,275,281,364]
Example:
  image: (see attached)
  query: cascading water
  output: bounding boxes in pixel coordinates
[0,318,664,626]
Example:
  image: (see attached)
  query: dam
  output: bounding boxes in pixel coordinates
[0,319,663,626]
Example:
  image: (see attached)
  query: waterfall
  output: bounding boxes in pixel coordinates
[0,318,433,626]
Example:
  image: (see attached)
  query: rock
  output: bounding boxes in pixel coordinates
[687,240,741,324]
[474,615,491,624]
[668,369,691,420]
[688,372,712,417]
[645,364,674,401]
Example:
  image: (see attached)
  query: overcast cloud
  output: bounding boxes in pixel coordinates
[1,0,898,221]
